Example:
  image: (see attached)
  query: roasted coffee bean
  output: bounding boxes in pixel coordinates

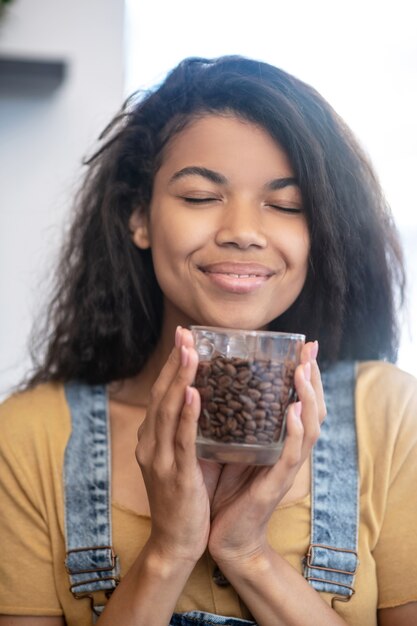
[258,381,272,391]
[224,363,237,376]
[195,355,295,446]
[239,394,256,411]
[241,410,252,421]
[218,375,232,387]
[219,405,234,417]
[237,369,252,383]
[228,400,242,411]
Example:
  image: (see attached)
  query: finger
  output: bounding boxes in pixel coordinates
[175,386,201,471]
[137,326,188,463]
[154,344,199,461]
[310,358,327,424]
[178,327,195,349]
[300,341,326,424]
[278,401,304,470]
[267,401,304,490]
[294,361,321,460]
[148,326,184,412]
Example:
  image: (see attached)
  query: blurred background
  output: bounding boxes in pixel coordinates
[0,0,416,399]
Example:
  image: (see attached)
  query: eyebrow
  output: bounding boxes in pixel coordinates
[169,166,298,190]
[266,177,299,191]
[169,166,227,185]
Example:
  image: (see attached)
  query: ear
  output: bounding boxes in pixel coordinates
[129,209,151,250]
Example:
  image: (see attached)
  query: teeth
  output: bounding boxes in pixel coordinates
[227,273,257,278]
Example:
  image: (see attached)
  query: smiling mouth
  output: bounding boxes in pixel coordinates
[199,263,274,294]
[215,272,262,278]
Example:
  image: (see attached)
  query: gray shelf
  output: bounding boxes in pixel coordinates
[0,56,67,94]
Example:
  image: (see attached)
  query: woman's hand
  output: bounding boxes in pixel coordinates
[207,341,326,566]
[135,327,221,566]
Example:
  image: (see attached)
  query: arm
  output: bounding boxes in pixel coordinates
[216,549,347,626]
[371,369,417,625]
[0,615,65,626]
[378,603,417,625]
[95,543,196,626]
[96,327,221,625]
[0,394,67,621]
[207,343,349,625]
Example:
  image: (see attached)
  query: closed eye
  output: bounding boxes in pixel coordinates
[268,204,302,213]
[181,196,218,204]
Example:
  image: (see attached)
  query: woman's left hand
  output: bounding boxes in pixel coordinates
[207,341,326,566]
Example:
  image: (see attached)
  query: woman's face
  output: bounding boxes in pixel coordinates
[132,114,310,330]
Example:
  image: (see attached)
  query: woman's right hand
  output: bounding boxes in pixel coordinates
[135,327,220,566]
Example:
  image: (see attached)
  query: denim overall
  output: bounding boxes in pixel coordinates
[63,361,359,625]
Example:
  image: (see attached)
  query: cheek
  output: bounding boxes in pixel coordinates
[150,211,209,259]
[299,234,311,275]
[278,225,310,274]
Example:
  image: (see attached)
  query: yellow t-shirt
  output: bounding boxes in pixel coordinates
[0,361,416,626]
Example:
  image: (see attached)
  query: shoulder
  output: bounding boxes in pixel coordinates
[0,383,74,529]
[356,360,417,427]
[355,361,417,474]
[357,360,417,401]
[0,382,72,457]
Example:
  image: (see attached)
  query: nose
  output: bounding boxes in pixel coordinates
[214,200,267,249]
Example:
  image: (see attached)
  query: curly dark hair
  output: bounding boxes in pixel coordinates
[26,55,405,386]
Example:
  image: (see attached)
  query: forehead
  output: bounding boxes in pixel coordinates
[157,114,295,183]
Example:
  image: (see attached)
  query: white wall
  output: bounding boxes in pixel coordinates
[0,0,125,399]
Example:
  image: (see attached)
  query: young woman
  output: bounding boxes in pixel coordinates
[0,56,416,626]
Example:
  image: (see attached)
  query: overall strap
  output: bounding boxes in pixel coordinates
[63,382,120,618]
[304,361,359,599]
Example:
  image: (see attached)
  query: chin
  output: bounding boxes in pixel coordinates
[198,314,271,331]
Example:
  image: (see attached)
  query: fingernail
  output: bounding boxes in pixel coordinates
[175,325,182,348]
[181,345,189,368]
[311,340,319,361]
[185,386,193,405]
[294,401,302,419]
[304,362,311,382]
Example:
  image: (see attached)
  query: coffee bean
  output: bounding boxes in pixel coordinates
[237,369,252,383]
[257,432,273,442]
[226,417,238,431]
[225,363,237,376]
[195,355,295,446]
[248,388,262,401]
[239,395,256,411]
[219,405,234,417]
[258,381,272,391]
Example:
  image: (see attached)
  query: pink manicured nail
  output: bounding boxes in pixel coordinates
[181,345,189,368]
[185,386,193,405]
[311,340,319,361]
[304,362,311,382]
[175,325,182,348]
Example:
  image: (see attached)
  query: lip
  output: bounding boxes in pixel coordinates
[198,262,274,294]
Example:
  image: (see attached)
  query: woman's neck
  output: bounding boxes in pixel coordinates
[108,311,192,407]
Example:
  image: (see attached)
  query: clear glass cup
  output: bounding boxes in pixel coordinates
[191,326,305,465]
